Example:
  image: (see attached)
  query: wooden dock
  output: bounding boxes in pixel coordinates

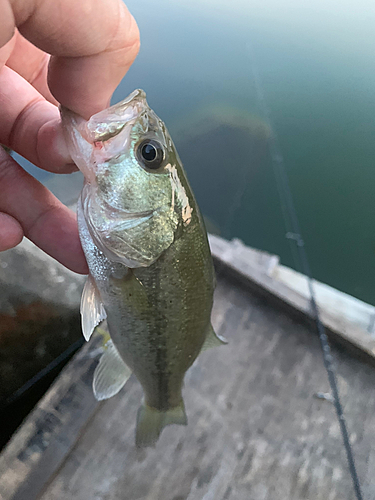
[1,237,375,500]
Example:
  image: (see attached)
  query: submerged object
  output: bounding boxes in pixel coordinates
[61,90,225,447]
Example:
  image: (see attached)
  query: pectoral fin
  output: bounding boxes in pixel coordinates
[81,275,107,341]
[93,340,132,400]
[201,324,227,352]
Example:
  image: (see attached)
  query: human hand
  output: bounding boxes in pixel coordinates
[0,0,140,274]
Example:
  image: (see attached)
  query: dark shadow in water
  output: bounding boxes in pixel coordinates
[0,300,82,451]
[173,106,292,268]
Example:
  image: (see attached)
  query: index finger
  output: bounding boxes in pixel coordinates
[8,0,140,119]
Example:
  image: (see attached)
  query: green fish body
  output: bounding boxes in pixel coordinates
[61,90,224,447]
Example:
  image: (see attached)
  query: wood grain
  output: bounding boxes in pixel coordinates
[16,277,375,500]
[0,340,100,500]
[209,234,375,366]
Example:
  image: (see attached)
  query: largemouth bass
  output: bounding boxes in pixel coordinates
[61,89,225,447]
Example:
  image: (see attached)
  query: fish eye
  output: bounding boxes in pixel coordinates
[137,140,164,170]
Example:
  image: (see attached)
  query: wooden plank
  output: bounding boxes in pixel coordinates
[209,236,279,276]
[209,234,375,366]
[0,340,101,500]
[2,237,375,499]
[35,277,375,500]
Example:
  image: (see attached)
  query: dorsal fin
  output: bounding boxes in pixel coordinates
[80,275,107,341]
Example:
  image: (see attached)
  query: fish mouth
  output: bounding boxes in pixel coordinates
[85,89,148,143]
[61,89,148,145]
[60,90,150,182]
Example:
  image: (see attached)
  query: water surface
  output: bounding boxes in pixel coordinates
[18,0,375,304]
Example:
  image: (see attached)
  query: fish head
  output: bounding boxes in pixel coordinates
[61,90,194,267]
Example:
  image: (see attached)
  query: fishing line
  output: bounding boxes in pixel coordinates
[0,338,84,411]
[246,43,363,500]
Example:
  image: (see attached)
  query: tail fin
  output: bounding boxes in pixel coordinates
[135,401,187,448]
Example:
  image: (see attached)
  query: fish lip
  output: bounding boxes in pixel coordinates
[61,89,151,184]
[85,89,148,143]
[61,89,149,151]
[117,89,146,107]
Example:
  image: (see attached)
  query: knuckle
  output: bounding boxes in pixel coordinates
[8,97,44,152]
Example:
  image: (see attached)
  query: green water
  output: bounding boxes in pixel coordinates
[18,0,375,304]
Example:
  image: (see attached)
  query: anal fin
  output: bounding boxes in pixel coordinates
[93,340,132,400]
